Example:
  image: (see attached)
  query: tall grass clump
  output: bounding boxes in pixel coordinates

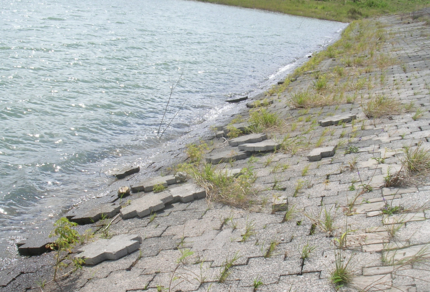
[248,108,280,132]
[180,162,257,208]
[402,143,430,174]
[331,251,353,289]
[363,95,401,118]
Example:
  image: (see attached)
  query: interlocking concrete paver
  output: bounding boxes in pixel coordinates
[76,234,142,265]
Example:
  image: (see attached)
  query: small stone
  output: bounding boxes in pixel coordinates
[118,186,131,198]
[175,172,188,183]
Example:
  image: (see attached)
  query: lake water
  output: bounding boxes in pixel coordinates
[0,0,347,262]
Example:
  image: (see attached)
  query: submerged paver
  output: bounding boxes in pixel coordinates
[76,234,142,265]
[112,166,140,179]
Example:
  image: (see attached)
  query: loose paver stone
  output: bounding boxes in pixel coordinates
[66,203,121,224]
[76,234,142,265]
[307,146,337,161]
[113,166,140,179]
[130,175,177,193]
[318,114,356,127]
[169,183,206,203]
[229,133,267,147]
[121,192,173,219]
[238,140,282,152]
[206,150,249,164]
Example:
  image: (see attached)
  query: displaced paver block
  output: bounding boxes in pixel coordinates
[229,133,267,147]
[113,166,140,179]
[130,175,176,193]
[17,234,55,256]
[121,192,173,219]
[169,183,206,203]
[205,150,249,164]
[238,140,282,152]
[66,203,121,225]
[76,234,142,265]
[307,146,337,161]
[318,114,356,127]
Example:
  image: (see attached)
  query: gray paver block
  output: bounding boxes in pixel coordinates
[307,146,337,161]
[17,233,54,256]
[169,183,206,203]
[76,234,142,265]
[206,150,249,164]
[229,133,267,147]
[130,175,176,193]
[238,140,282,152]
[66,203,121,224]
[112,166,140,179]
[120,192,173,219]
[318,114,356,127]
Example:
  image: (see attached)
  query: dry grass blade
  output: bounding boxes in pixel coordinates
[402,144,430,174]
[363,95,402,118]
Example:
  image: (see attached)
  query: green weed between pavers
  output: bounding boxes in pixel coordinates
[48,217,85,280]
[331,251,353,289]
[219,253,241,283]
[402,143,430,174]
[248,108,280,132]
[363,95,402,118]
[153,183,166,193]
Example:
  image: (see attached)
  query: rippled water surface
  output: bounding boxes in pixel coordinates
[0,0,347,257]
